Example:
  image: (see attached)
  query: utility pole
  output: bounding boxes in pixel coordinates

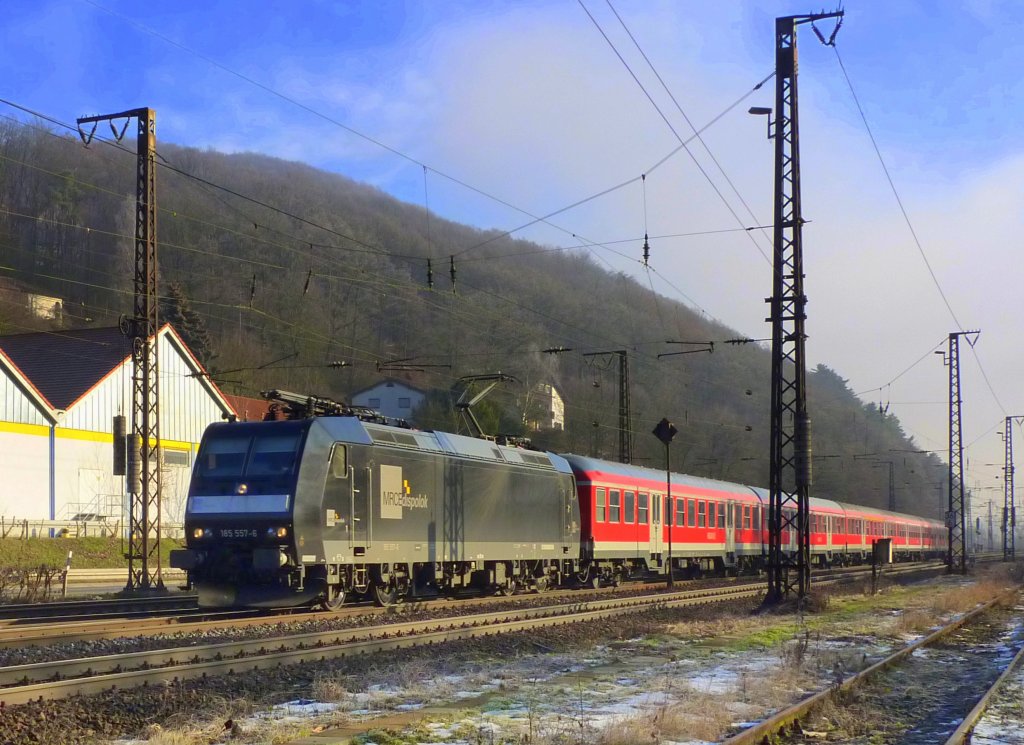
[1002,416,1023,560]
[755,10,843,603]
[583,351,631,464]
[987,500,994,552]
[875,461,896,512]
[938,331,979,574]
[77,108,163,593]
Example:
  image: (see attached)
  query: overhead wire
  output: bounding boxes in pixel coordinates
[604,0,773,255]
[0,89,768,437]
[831,45,1008,418]
[79,0,733,272]
[0,102,747,432]
[853,336,948,397]
[576,0,772,266]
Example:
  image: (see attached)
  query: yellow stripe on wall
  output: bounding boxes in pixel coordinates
[0,421,49,437]
[58,429,194,451]
[0,422,193,451]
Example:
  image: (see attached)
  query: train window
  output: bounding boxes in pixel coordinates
[754,506,761,531]
[652,493,660,522]
[717,504,725,529]
[697,501,706,528]
[328,444,348,479]
[199,435,250,477]
[596,488,607,522]
[638,493,649,524]
[687,499,696,527]
[676,498,685,526]
[625,492,636,524]
[609,490,621,522]
[743,506,751,530]
[248,434,301,476]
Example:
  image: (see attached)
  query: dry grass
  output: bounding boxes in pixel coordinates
[662,611,764,640]
[931,578,1009,614]
[587,691,739,745]
[892,608,937,635]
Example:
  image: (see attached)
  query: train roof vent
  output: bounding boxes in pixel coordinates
[521,453,552,467]
[367,427,420,448]
[392,432,418,447]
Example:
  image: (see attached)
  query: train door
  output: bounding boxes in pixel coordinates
[724,500,736,557]
[350,460,371,551]
[650,492,663,556]
[324,444,350,543]
[562,483,574,551]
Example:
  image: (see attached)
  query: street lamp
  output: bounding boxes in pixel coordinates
[748,106,774,139]
[653,418,678,588]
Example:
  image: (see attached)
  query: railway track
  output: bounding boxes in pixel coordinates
[0,594,197,623]
[0,561,945,707]
[0,561,941,649]
[942,615,1024,744]
[0,582,763,705]
[722,583,1024,744]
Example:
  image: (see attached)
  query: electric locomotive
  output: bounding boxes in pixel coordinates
[171,393,581,610]
[173,391,947,610]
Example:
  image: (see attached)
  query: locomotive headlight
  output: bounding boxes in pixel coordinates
[267,526,288,539]
[236,483,249,495]
[192,527,204,539]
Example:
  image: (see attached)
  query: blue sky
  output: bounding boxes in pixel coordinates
[4,0,1024,508]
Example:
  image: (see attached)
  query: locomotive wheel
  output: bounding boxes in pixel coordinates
[576,566,599,589]
[533,575,551,593]
[497,577,518,596]
[319,587,346,612]
[372,581,399,607]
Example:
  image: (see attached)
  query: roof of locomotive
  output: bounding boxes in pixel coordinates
[308,416,574,475]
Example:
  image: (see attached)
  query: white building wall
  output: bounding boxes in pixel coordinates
[0,360,53,519]
[1,328,230,523]
[0,427,50,519]
[351,381,424,420]
[549,386,565,430]
[60,331,227,443]
[0,368,50,425]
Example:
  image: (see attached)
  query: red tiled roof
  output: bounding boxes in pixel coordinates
[223,394,272,422]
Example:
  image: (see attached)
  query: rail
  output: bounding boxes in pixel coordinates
[721,585,1021,744]
[0,561,948,706]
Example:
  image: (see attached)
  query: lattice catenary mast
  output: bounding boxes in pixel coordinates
[1003,415,1023,560]
[762,10,842,603]
[77,108,164,592]
[942,330,979,575]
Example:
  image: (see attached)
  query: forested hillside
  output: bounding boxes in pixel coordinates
[0,121,947,517]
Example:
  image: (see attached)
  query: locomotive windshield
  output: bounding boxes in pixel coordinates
[197,432,301,478]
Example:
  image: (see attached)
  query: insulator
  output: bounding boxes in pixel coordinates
[642,233,650,266]
[449,255,456,294]
[126,432,143,495]
[112,415,127,476]
[427,258,433,290]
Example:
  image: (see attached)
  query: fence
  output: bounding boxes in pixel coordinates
[0,517,184,540]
